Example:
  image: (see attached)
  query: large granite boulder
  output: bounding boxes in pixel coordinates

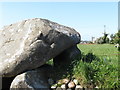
[0,18,81,77]
[10,64,52,90]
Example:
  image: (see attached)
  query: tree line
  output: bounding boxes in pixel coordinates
[95,30,120,44]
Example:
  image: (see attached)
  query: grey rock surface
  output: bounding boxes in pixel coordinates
[10,64,52,90]
[0,18,80,77]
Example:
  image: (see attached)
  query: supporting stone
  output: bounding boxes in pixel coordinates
[53,45,81,68]
[10,64,53,90]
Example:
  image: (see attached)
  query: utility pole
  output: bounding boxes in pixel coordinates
[104,25,106,34]
[91,37,95,43]
[103,25,108,36]
[103,25,108,43]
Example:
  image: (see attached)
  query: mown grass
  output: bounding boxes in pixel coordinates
[77,44,118,68]
[77,44,118,56]
[47,44,119,89]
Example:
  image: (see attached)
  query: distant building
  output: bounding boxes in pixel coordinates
[80,40,91,44]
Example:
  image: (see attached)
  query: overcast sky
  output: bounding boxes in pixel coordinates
[0,2,118,40]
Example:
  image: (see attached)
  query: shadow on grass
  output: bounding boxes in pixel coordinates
[82,52,99,63]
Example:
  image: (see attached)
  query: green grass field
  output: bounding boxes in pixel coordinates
[73,44,119,88]
[47,44,119,89]
[77,44,118,67]
[78,44,118,55]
